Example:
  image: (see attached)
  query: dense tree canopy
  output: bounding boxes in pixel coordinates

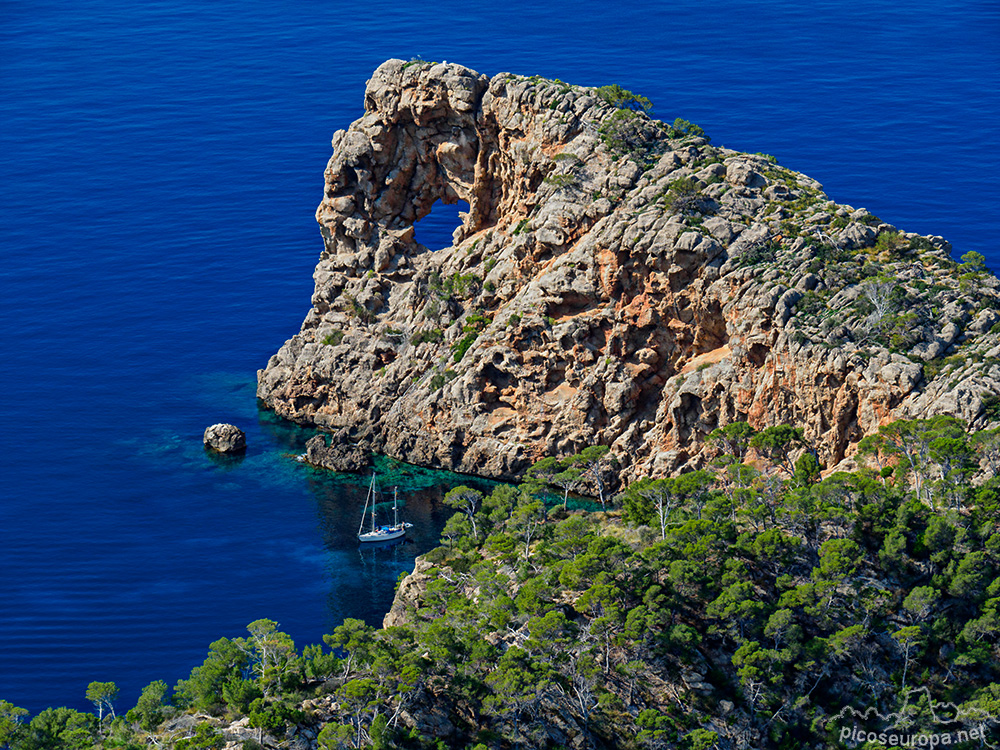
[6,417,1000,748]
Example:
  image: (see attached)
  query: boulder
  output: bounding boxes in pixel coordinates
[304,430,370,472]
[203,423,246,453]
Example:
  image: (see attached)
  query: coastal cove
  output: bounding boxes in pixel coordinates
[3,0,1000,728]
[1,372,489,715]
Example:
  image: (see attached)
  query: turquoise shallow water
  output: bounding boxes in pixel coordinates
[1,0,998,715]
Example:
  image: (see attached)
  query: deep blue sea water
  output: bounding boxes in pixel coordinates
[2,0,999,716]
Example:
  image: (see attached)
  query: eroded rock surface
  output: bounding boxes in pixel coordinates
[383,557,436,629]
[257,59,1000,482]
[203,423,246,453]
[304,430,370,472]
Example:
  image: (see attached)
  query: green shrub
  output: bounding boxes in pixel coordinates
[222,677,261,714]
[663,176,703,215]
[923,358,946,381]
[452,332,478,362]
[983,394,1000,421]
[668,117,707,140]
[959,272,983,293]
[544,173,576,189]
[595,84,652,113]
[429,370,458,391]
[423,298,442,321]
[888,312,922,350]
[875,230,907,256]
[464,312,493,332]
[598,109,659,161]
[412,329,444,345]
[960,251,988,273]
[343,294,375,324]
[322,330,345,346]
[795,291,826,319]
[735,240,777,266]
[428,271,447,299]
[859,262,880,279]
[247,699,304,735]
[175,722,224,750]
[447,273,481,298]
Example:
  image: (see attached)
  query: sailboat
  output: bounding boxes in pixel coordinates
[357,475,413,543]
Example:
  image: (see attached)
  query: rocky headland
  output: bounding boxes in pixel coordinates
[11,61,1000,750]
[257,59,1000,482]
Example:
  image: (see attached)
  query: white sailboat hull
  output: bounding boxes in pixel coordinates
[358,522,412,543]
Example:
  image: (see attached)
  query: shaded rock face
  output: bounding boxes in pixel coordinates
[257,59,1000,482]
[203,423,246,453]
[383,557,436,629]
[304,430,370,473]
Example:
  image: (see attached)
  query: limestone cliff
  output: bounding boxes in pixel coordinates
[257,59,1000,482]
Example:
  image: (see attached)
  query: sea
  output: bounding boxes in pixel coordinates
[2,0,998,717]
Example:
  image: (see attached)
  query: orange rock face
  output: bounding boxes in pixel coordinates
[257,60,1000,483]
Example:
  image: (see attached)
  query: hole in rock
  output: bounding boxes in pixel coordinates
[413,199,468,250]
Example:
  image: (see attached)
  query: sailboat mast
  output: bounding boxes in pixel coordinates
[359,472,376,537]
[358,473,370,536]
[393,487,399,528]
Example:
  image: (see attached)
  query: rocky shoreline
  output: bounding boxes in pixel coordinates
[257,59,1000,484]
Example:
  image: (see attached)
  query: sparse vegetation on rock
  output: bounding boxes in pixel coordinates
[257,60,1000,487]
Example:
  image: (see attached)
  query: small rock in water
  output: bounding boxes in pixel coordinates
[203,423,246,453]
